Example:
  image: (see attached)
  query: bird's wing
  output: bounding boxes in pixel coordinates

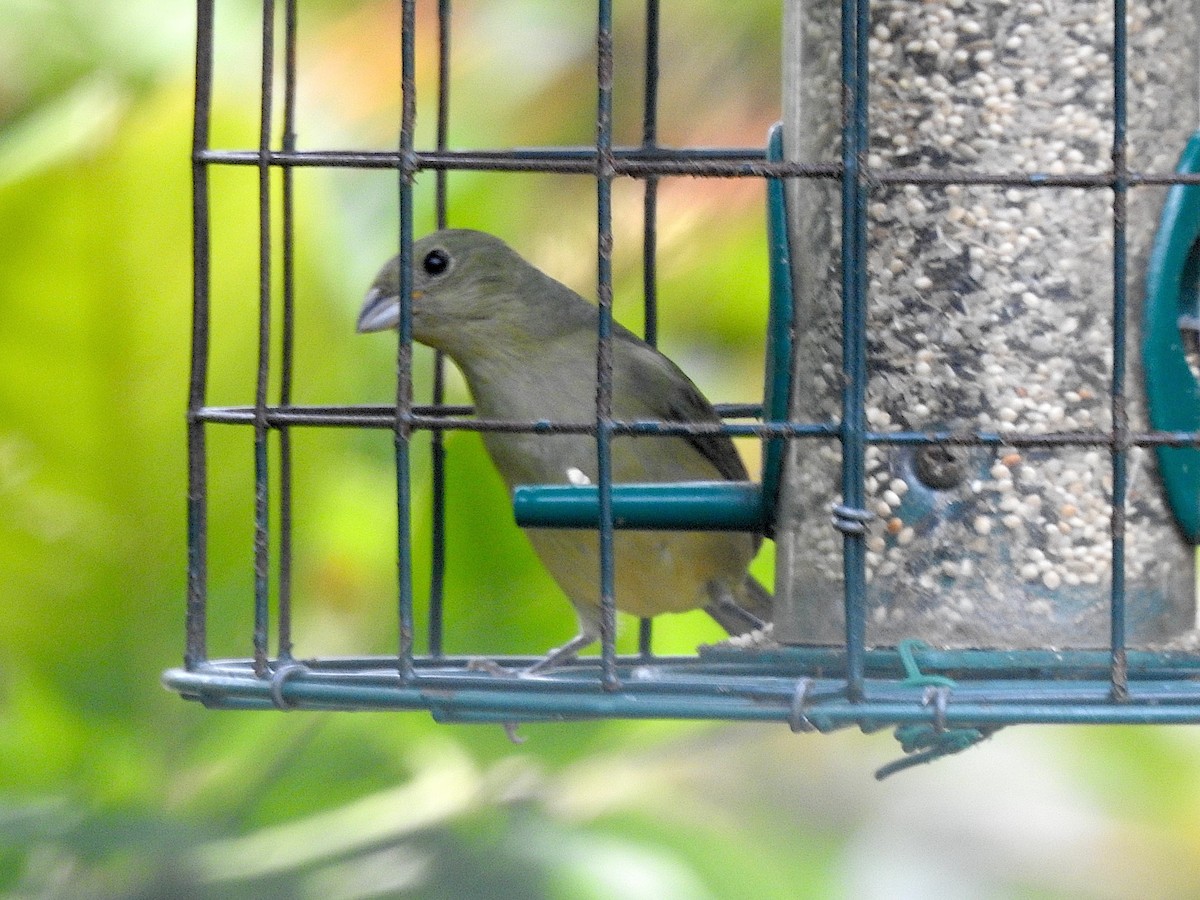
[611,332,750,483]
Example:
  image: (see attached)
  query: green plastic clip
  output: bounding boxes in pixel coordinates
[513,123,794,535]
[872,640,999,779]
[896,638,956,689]
[761,121,795,528]
[1144,131,1200,543]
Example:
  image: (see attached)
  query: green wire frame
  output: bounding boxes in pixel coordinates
[164,647,1200,726]
[166,116,1200,734]
[169,3,1200,774]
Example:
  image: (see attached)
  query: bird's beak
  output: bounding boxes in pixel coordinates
[356,287,399,333]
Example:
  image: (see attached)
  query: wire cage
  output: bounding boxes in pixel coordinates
[166,0,1200,772]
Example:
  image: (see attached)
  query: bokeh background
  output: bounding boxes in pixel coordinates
[4,1,1200,897]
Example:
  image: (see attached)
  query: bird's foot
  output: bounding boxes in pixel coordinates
[466,657,516,678]
[522,631,597,676]
[464,658,526,744]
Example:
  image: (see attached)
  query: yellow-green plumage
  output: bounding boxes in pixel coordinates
[357,229,770,668]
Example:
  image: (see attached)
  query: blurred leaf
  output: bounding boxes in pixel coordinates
[0,77,128,189]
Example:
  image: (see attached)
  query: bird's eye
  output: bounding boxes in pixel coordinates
[423,249,450,276]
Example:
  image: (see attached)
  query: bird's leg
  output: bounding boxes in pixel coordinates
[703,580,768,635]
[466,658,517,678]
[522,611,599,676]
[463,660,527,744]
[522,631,597,675]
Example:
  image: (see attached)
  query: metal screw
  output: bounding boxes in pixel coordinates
[914,445,968,490]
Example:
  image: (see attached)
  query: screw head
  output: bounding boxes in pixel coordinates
[914,444,969,490]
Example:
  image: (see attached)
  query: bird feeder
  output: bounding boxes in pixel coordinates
[166,0,1200,773]
[774,0,1200,654]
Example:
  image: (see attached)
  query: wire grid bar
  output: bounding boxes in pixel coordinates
[1109,0,1131,697]
[637,0,661,660]
[164,647,1200,726]
[426,0,451,658]
[388,0,413,681]
[191,404,1200,449]
[840,0,871,698]
[251,0,277,678]
[193,147,1200,186]
[186,0,214,670]
[178,0,1200,727]
[276,0,298,664]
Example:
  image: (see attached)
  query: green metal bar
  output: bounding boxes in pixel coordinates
[427,0,453,658]
[513,482,763,530]
[1144,132,1200,542]
[1109,0,1131,701]
[762,122,793,533]
[187,0,215,669]
[596,0,618,689]
[163,665,1200,726]
[637,0,661,660]
[189,665,1200,702]
[252,0,277,678]
[838,0,871,700]
[395,0,418,682]
[276,0,298,663]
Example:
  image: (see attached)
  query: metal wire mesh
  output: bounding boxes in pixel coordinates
[168,0,1200,755]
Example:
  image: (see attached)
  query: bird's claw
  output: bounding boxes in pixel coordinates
[466,657,515,678]
[465,658,526,744]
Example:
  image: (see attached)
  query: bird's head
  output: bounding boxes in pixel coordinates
[356,229,575,358]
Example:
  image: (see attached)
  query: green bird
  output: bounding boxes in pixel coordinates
[357,228,771,671]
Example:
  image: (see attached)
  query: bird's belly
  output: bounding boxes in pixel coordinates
[527,528,754,618]
[482,431,726,488]
[477,417,754,618]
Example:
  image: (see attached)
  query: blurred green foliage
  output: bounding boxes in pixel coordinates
[3,1,1200,897]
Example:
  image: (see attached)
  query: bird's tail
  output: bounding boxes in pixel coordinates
[703,575,773,636]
